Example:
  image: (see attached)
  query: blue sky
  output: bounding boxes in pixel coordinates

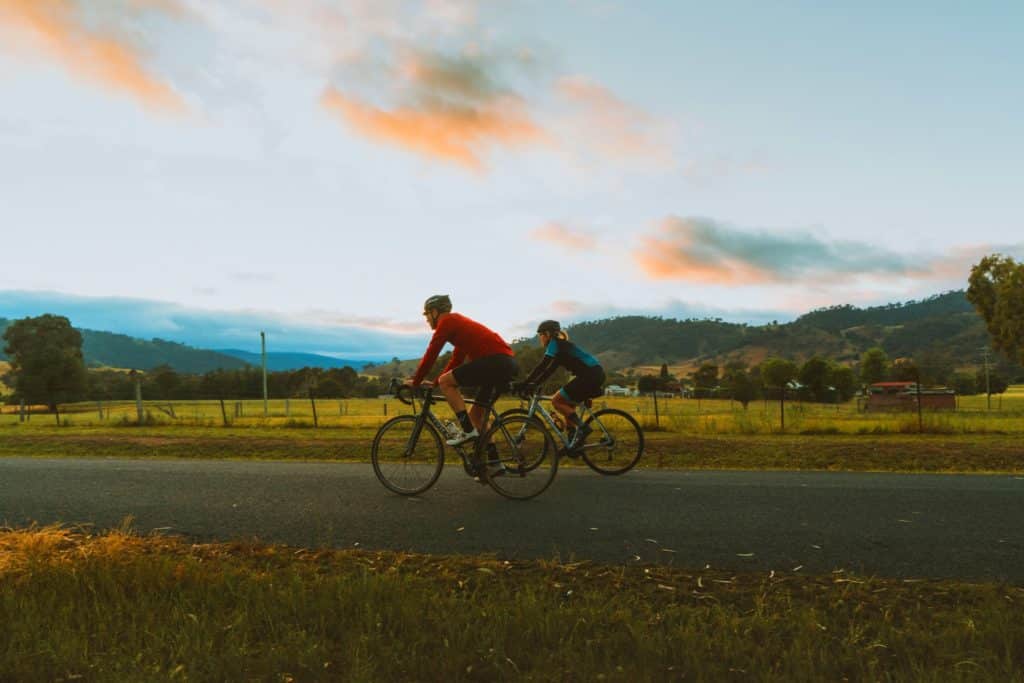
[1,0,1021,355]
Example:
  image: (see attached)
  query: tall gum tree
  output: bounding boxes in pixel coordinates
[967,255,1024,364]
[2,314,88,412]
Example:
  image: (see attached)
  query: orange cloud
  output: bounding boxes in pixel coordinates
[321,86,541,170]
[320,48,546,170]
[633,216,1022,287]
[635,233,775,285]
[0,0,185,112]
[529,222,596,251]
[555,75,674,167]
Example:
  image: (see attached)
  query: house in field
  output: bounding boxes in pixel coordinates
[865,381,956,411]
[604,384,632,397]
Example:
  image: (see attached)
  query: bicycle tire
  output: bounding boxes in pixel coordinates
[482,414,558,500]
[371,415,445,495]
[580,408,644,475]
[495,407,558,471]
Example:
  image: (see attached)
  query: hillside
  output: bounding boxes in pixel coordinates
[2,290,1017,379]
[0,318,248,374]
[562,291,1015,374]
[217,349,368,372]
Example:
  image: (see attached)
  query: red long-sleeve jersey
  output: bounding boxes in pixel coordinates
[411,313,513,384]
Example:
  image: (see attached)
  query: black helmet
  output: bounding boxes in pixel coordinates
[423,294,452,314]
[536,320,561,335]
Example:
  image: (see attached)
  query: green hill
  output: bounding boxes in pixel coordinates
[0,318,249,373]
[2,290,1017,379]
[558,291,1016,375]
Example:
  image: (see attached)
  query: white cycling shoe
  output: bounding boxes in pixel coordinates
[445,428,479,446]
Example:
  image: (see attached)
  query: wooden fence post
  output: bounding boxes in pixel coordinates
[134,374,144,423]
[219,398,228,426]
[310,396,318,427]
[19,399,25,423]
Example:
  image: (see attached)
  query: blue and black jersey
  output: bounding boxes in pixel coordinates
[523,338,601,387]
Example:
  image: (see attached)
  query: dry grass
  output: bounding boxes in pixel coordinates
[2,523,1023,681]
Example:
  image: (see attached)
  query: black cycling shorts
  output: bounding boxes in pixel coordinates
[452,353,519,408]
[559,366,606,405]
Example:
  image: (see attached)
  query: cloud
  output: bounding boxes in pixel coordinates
[529,222,596,252]
[553,75,674,168]
[634,216,933,285]
[633,216,1024,289]
[320,48,545,170]
[0,0,187,112]
[0,290,428,359]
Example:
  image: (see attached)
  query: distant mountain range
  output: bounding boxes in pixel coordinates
[0,318,367,373]
[2,290,1019,377]
[216,349,369,372]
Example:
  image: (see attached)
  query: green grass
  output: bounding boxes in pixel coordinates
[2,389,1024,474]
[5,390,1024,435]
[2,525,1022,682]
[2,423,1024,475]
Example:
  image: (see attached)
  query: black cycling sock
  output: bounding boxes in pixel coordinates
[456,410,474,432]
[567,412,584,428]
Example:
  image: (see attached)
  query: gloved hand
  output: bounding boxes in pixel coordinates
[515,382,538,400]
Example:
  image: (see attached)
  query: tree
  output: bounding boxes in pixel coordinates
[723,365,757,409]
[691,363,718,398]
[859,347,889,386]
[148,364,180,399]
[951,372,978,396]
[2,314,88,412]
[761,358,798,431]
[975,369,1009,396]
[967,254,1024,364]
[658,363,675,390]
[798,356,831,402]
[829,365,857,402]
[637,375,659,394]
[761,358,798,393]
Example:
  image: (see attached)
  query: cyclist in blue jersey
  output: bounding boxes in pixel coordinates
[519,320,606,451]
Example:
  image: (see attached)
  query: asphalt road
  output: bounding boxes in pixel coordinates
[2,457,1023,582]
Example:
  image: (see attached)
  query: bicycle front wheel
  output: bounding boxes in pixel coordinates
[482,415,558,500]
[581,409,644,475]
[371,416,444,495]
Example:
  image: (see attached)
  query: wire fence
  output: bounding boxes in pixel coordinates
[3,389,1023,435]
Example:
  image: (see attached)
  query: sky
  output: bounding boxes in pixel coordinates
[1,0,1021,357]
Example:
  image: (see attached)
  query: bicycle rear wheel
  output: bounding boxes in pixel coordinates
[371,416,444,495]
[580,409,644,475]
[482,414,558,500]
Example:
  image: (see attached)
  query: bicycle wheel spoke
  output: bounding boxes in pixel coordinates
[581,409,644,475]
[371,416,444,495]
[483,415,558,500]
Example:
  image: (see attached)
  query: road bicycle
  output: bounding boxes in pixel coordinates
[501,384,644,475]
[370,380,558,500]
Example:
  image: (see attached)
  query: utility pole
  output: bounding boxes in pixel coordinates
[261,331,268,417]
[982,347,991,411]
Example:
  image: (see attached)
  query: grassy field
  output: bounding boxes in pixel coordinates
[2,389,1023,473]
[3,388,1024,434]
[2,524,1022,681]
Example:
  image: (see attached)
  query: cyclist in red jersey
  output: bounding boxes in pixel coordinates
[405,295,518,448]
